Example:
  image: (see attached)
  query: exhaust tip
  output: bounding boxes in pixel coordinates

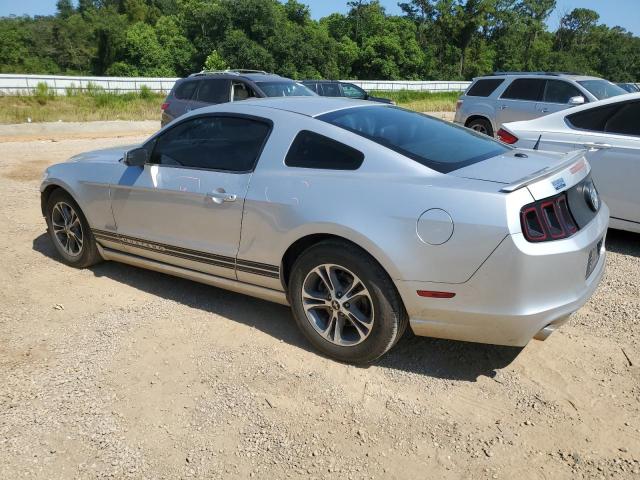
[534,324,556,341]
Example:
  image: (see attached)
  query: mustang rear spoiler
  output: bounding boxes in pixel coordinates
[500,150,588,193]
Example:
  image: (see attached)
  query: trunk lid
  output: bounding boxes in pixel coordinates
[450,149,590,199]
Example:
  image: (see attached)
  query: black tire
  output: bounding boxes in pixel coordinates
[45,189,101,268]
[289,240,408,364]
[467,117,494,137]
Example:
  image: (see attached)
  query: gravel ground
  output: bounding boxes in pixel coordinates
[0,133,639,479]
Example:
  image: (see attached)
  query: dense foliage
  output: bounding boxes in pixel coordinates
[0,0,638,81]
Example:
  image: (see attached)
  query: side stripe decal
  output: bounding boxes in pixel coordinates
[92,229,280,279]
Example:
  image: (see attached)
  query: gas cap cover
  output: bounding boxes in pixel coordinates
[417,209,454,245]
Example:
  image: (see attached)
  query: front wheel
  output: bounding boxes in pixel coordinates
[289,240,408,364]
[45,189,101,268]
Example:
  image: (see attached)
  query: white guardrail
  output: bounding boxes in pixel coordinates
[0,74,471,95]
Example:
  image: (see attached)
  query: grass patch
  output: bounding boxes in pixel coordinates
[0,85,459,124]
[0,83,164,124]
[371,90,460,112]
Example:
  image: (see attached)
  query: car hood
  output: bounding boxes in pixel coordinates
[68,144,139,164]
[449,149,571,185]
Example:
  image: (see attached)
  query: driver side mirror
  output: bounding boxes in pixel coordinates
[123,147,148,167]
[568,96,585,106]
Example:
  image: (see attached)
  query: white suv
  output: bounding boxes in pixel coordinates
[454,72,627,137]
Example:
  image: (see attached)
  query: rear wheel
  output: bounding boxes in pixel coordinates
[289,240,408,364]
[467,118,494,137]
[45,189,101,268]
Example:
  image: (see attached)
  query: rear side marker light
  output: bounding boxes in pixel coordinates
[417,290,456,299]
[161,102,170,110]
[497,128,518,144]
[520,193,579,243]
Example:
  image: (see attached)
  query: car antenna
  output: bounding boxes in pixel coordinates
[533,134,542,150]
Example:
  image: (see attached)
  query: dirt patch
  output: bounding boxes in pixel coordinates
[0,135,639,479]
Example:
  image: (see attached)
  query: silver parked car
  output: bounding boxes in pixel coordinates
[454,72,627,136]
[41,98,608,363]
[498,92,640,234]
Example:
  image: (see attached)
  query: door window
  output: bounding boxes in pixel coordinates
[196,79,231,103]
[320,83,342,96]
[149,116,271,172]
[232,82,256,101]
[501,79,546,101]
[341,83,367,99]
[543,80,583,104]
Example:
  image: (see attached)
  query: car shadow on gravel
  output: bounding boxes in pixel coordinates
[34,233,522,382]
[606,229,640,257]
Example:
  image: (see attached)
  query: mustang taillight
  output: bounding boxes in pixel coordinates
[520,193,579,242]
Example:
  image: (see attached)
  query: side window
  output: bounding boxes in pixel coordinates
[501,79,546,101]
[567,104,621,132]
[174,80,198,100]
[604,102,640,136]
[320,83,342,97]
[285,130,364,170]
[304,83,319,94]
[543,80,583,104]
[232,82,256,101]
[150,116,271,172]
[341,83,366,99]
[196,79,231,103]
[466,79,504,97]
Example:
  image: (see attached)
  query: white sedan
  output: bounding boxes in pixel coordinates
[498,93,640,233]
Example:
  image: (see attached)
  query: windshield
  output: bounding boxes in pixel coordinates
[319,106,510,174]
[578,80,626,100]
[257,82,315,97]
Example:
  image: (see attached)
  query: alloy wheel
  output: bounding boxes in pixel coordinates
[51,201,84,257]
[301,264,375,346]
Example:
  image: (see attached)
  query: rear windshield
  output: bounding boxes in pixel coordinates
[257,82,315,97]
[578,80,626,100]
[319,106,509,174]
[466,79,504,97]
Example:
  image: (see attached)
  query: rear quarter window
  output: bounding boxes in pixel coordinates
[566,104,621,132]
[285,130,364,170]
[174,80,198,100]
[466,79,504,97]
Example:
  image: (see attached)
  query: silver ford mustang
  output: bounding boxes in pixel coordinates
[40,98,608,363]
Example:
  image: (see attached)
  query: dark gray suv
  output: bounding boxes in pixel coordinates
[161,70,315,126]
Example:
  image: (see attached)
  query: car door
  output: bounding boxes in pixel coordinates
[536,79,585,116]
[109,114,272,280]
[576,101,640,225]
[496,78,546,126]
[189,78,232,111]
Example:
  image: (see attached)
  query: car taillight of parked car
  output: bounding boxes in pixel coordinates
[496,128,519,144]
[520,193,579,242]
[161,102,170,111]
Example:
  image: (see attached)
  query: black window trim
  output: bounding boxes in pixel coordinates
[141,112,274,175]
[499,78,547,102]
[284,129,365,171]
[564,100,639,137]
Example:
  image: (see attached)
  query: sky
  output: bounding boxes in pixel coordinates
[0,0,638,35]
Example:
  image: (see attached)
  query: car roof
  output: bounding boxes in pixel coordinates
[185,72,294,83]
[190,97,382,118]
[474,73,602,81]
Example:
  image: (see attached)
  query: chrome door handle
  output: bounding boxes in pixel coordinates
[540,108,549,113]
[206,189,237,204]
[583,142,612,151]
[500,105,508,110]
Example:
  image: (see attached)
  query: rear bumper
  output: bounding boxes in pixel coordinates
[397,204,609,347]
